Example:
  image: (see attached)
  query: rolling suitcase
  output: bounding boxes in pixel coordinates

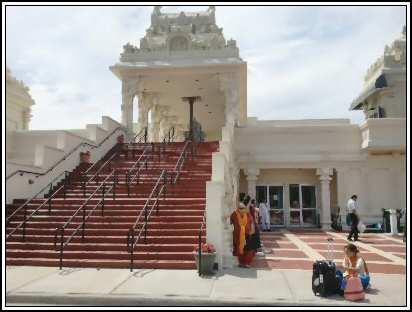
[312,237,340,297]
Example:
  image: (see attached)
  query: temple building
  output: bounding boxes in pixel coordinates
[5,6,406,270]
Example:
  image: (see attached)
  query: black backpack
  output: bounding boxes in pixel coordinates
[312,260,340,297]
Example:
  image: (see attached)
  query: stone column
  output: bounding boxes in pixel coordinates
[148,96,161,142]
[244,168,260,200]
[219,73,240,127]
[137,92,151,134]
[158,106,170,141]
[121,78,142,139]
[317,168,333,230]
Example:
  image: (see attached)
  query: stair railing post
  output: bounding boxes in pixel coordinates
[130,229,135,272]
[102,182,106,216]
[112,170,116,200]
[198,230,202,276]
[22,204,27,241]
[82,206,86,240]
[163,171,167,200]
[63,171,68,200]
[144,205,148,244]
[126,170,130,197]
[48,183,53,214]
[144,127,148,143]
[59,227,64,270]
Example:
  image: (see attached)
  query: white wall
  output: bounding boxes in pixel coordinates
[6,116,126,204]
[235,118,406,225]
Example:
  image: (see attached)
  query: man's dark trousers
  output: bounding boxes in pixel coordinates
[347,213,359,241]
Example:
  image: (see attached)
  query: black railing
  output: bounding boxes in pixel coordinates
[6,143,124,241]
[134,126,148,143]
[6,126,126,180]
[53,142,151,269]
[54,169,117,269]
[125,145,152,197]
[81,147,119,193]
[160,126,175,155]
[6,170,71,241]
[171,140,194,185]
[127,169,169,271]
[197,212,206,276]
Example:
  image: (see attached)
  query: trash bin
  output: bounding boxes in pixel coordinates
[382,208,391,233]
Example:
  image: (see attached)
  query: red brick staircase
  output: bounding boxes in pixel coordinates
[6,141,218,270]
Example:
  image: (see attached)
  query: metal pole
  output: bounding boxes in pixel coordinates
[59,228,64,270]
[144,206,148,244]
[126,171,130,197]
[63,172,67,200]
[198,230,202,276]
[22,205,27,241]
[130,230,135,272]
[189,99,194,143]
[82,207,86,240]
[102,182,106,216]
[113,170,116,200]
[83,178,86,198]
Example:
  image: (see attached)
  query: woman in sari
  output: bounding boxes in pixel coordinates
[230,195,255,268]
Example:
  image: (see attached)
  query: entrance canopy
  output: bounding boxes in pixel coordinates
[109,6,247,141]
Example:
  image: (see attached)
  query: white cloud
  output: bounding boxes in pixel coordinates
[5,5,406,129]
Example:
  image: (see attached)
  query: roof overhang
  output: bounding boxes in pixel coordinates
[349,73,388,110]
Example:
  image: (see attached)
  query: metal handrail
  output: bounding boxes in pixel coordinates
[54,144,150,269]
[83,148,119,184]
[6,126,125,180]
[134,126,148,143]
[197,212,207,276]
[54,170,116,269]
[6,170,69,225]
[172,140,193,185]
[6,170,71,241]
[6,144,123,239]
[127,169,169,271]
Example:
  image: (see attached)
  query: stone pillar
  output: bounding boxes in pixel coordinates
[219,73,240,127]
[158,106,170,141]
[244,168,260,200]
[121,78,142,139]
[317,168,333,230]
[137,92,151,134]
[389,210,399,235]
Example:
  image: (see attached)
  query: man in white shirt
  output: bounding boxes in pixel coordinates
[346,195,358,215]
[347,195,360,241]
[259,202,271,232]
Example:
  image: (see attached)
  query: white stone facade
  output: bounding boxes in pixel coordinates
[5,7,407,270]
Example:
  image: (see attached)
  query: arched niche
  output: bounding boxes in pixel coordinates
[168,34,191,51]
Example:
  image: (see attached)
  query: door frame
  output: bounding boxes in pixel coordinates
[288,184,319,227]
[256,184,285,227]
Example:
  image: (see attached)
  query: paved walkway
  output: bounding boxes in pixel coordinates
[255,230,406,275]
[5,230,407,306]
[5,266,407,306]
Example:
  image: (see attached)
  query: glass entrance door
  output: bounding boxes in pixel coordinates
[269,186,284,226]
[289,184,318,226]
[256,185,284,226]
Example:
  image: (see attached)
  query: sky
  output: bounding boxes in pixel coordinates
[5,5,406,130]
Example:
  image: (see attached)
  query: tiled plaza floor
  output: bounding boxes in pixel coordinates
[253,229,406,275]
